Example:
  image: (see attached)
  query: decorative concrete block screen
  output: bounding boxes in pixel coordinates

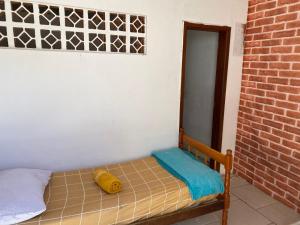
[0,0,146,54]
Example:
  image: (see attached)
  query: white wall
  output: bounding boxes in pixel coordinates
[0,0,248,171]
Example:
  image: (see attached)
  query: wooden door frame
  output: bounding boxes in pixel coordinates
[179,22,231,154]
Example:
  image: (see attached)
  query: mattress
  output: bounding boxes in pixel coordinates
[19,157,217,225]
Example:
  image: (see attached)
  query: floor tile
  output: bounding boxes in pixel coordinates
[231,175,248,188]
[291,221,300,225]
[194,211,220,224]
[226,199,270,225]
[174,217,198,225]
[206,222,221,225]
[231,193,239,201]
[232,184,275,209]
[258,201,300,225]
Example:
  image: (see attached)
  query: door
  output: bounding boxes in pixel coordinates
[180,22,231,152]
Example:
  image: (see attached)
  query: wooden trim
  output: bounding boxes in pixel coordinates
[179,22,188,130]
[211,26,231,152]
[179,22,231,162]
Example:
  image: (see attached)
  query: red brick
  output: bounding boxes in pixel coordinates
[259,70,278,76]
[245,41,261,48]
[244,55,260,61]
[279,70,300,78]
[284,125,300,136]
[276,180,298,196]
[252,47,270,54]
[255,17,274,26]
[276,13,298,22]
[243,68,258,75]
[275,115,296,125]
[251,62,269,69]
[292,63,300,70]
[272,128,294,140]
[277,85,300,94]
[249,125,268,135]
[266,91,286,100]
[265,7,287,16]
[286,110,300,119]
[293,151,300,160]
[295,46,300,53]
[287,21,300,29]
[278,0,300,5]
[278,167,300,182]
[280,154,300,167]
[268,156,289,169]
[286,193,300,208]
[290,79,300,85]
[274,194,297,209]
[248,12,264,21]
[269,62,290,70]
[271,46,293,53]
[261,131,281,143]
[288,179,300,190]
[260,55,279,61]
[240,159,255,172]
[273,30,296,38]
[250,147,267,159]
[270,142,292,155]
[266,168,287,182]
[262,39,282,46]
[242,137,259,148]
[265,181,285,196]
[288,3,300,12]
[282,140,300,150]
[249,0,267,6]
[275,100,298,110]
[256,1,277,11]
[283,37,300,45]
[268,77,288,84]
[258,83,276,91]
[264,105,285,115]
[258,158,277,170]
[254,33,272,40]
[281,54,300,62]
[246,88,265,96]
[246,27,263,34]
[264,23,285,32]
[263,119,283,129]
[249,75,266,82]
[255,97,274,105]
[288,95,300,102]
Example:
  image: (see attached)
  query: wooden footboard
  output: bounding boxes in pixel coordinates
[179,129,232,225]
[134,129,232,225]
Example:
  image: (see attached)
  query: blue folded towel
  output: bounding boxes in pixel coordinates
[152,147,224,200]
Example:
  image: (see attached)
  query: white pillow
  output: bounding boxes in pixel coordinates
[0,168,51,225]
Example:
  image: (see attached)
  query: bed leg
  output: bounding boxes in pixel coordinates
[222,150,232,225]
[222,207,229,225]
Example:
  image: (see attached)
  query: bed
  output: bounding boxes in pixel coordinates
[18,130,232,225]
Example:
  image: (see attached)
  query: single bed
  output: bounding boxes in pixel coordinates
[18,130,232,225]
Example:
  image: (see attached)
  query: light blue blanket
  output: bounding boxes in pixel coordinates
[152,147,224,200]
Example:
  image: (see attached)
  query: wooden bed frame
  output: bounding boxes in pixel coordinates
[133,129,233,225]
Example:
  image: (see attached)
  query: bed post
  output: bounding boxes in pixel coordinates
[222,149,232,225]
[179,128,184,149]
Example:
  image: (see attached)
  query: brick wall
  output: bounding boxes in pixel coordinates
[234,0,300,212]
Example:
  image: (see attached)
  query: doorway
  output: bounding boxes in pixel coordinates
[180,22,231,152]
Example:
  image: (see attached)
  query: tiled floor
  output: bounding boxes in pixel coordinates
[175,175,300,225]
